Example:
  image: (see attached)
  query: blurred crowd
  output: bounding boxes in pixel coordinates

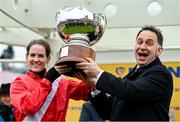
[0,83,15,121]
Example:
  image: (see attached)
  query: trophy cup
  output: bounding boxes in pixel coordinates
[55,6,106,81]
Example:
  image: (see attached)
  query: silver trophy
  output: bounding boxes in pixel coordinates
[55,6,106,80]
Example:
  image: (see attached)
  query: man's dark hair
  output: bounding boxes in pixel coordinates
[136,25,163,47]
[0,83,11,96]
[26,39,51,57]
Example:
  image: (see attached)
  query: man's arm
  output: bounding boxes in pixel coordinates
[96,66,173,102]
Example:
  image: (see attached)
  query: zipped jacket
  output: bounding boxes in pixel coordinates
[90,58,173,121]
[10,70,91,121]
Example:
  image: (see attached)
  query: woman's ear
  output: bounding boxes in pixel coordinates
[25,54,28,63]
[47,55,51,64]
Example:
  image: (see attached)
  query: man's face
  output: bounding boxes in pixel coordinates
[135,30,162,68]
[0,95,11,106]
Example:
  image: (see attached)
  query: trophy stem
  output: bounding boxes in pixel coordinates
[69,34,90,46]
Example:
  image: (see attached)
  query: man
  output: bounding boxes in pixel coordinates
[79,101,103,121]
[76,25,173,121]
[0,83,16,121]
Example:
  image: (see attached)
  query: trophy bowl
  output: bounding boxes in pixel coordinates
[55,6,106,80]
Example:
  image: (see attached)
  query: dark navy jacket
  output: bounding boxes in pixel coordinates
[90,58,173,121]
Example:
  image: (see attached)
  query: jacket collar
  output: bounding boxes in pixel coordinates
[27,69,46,79]
[133,57,162,73]
[126,58,162,79]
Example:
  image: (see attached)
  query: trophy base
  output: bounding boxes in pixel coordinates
[56,44,96,81]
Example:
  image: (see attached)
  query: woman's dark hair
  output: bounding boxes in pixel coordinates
[26,39,51,57]
[136,25,163,47]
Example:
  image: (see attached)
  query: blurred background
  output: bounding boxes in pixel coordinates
[0,0,180,121]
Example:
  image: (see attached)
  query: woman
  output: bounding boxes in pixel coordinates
[10,39,91,121]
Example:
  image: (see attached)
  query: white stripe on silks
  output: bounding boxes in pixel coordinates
[23,75,62,122]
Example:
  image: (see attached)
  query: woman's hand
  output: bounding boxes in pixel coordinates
[54,64,72,74]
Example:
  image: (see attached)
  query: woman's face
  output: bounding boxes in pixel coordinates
[26,44,50,73]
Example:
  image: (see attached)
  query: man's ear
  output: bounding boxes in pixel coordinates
[156,47,163,57]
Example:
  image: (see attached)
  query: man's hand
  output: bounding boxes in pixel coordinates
[76,57,103,85]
